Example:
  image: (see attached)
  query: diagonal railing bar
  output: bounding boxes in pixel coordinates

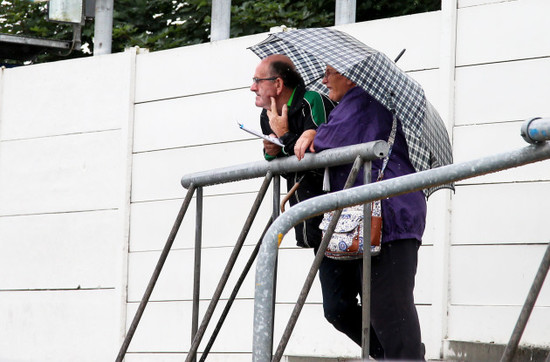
[501,240,550,362]
[199,216,274,362]
[185,172,274,362]
[253,133,550,361]
[272,156,367,362]
[116,184,197,362]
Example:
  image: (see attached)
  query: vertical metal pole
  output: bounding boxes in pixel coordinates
[361,161,372,359]
[270,175,281,358]
[335,0,356,25]
[501,241,550,362]
[191,187,203,362]
[94,0,113,55]
[210,0,231,41]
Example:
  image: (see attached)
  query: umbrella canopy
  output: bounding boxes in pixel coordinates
[249,27,453,196]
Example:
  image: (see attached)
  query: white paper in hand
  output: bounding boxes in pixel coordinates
[237,122,284,147]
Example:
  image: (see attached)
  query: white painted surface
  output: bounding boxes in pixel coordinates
[453,122,550,184]
[134,34,263,103]
[456,0,550,66]
[337,11,441,72]
[0,210,119,289]
[1,1,550,361]
[131,141,263,202]
[447,305,550,346]
[0,131,123,215]
[452,182,550,244]
[1,53,132,140]
[133,88,259,153]
[454,58,550,126]
[450,244,550,306]
[0,290,118,362]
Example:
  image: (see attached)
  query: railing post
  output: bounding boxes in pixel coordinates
[191,187,203,362]
[361,160,372,359]
[270,175,281,358]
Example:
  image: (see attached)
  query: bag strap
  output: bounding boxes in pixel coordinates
[377,93,398,181]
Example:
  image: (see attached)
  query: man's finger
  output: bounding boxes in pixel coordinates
[281,104,288,118]
[270,97,279,115]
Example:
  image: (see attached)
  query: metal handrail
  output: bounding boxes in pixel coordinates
[181,141,388,188]
[252,118,550,362]
[117,141,388,362]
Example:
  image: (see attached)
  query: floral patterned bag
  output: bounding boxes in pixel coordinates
[319,203,382,260]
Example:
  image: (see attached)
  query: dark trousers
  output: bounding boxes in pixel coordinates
[318,239,424,360]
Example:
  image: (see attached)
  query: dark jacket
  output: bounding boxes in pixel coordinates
[260,83,335,248]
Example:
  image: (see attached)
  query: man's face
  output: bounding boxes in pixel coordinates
[250,60,278,109]
[322,65,353,102]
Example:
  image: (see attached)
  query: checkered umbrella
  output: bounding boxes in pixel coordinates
[249,27,453,196]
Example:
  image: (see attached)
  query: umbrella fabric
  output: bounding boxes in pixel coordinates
[249,27,453,196]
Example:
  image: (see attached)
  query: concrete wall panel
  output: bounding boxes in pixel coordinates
[1,53,132,140]
[0,131,123,215]
[456,0,550,66]
[0,210,119,289]
[450,243,550,306]
[134,34,264,103]
[133,88,259,153]
[131,141,264,202]
[452,182,550,245]
[447,305,550,346]
[453,121,550,184]
[339,11,441,72]
[0,290,118,362]
[454,59,550,126]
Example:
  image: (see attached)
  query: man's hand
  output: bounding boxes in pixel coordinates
[264,134,282,156]
[294,129,316,160]
[267,97,289,137]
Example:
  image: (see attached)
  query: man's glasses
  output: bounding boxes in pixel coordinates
[252,76,278,84]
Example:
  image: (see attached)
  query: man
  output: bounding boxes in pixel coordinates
[250,54,335,248]
[311,65,427,360]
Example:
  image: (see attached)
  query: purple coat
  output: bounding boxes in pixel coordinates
[314,86,426,244]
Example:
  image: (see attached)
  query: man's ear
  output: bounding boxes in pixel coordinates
[275,77,284,95]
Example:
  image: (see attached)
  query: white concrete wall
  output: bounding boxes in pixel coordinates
[0,50,137,361]
[447,0,550,355]
[0,0,549,361]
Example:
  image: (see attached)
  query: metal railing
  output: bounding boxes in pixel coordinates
[252,117,550,362]
[115,118,550,362]
[115,141,388,362]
